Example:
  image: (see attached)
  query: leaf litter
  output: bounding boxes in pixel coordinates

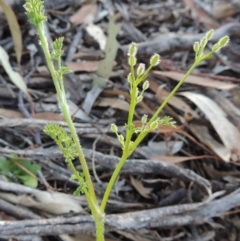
[0,0,240,240]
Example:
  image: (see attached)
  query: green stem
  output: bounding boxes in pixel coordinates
[100,153,128,212]
[148,62,199,125]
[125,82,137,153]
[36,22,97,206]
[131,61,200,152]
[95,215,105,241]
[100,61,199,212]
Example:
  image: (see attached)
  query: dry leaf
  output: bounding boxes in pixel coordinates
[0,108,65,121]
[137,141,183,158]
[66,99,91,121]
[0,108,24,118]
[156,85,200,119]
[0,0,22,64]
[153,71,237,90]
[212,2,240,19]
[183,0,220,29]
[153,155,214,164]
[130,176,153,199]
[33,112,65,121]
[70,4,98,25]
[180,92,240,161]
[67,61,99,72]
[96,97,129,112]
[86,23,106,50]
[0,191,82,215]
[0,46,27,95]
[189,124,230,162]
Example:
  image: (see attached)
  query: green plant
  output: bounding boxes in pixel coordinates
[23,0,229,240]
[0,155,41,188]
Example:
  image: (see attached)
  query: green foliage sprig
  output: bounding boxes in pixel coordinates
[0,155,41,188]
[24,1,229,240]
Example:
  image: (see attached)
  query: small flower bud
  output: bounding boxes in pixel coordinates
[218,36,230,48]
[193,42,200,52]
[127,73,134,83]
[206,29,214,40]
[129,55,136,67]
[150,121,158,130]
[150,54,160,66]
[118,134,124,145]
[141,114,148,124]
[111,124,118,133]
[211,43,220,52]
[136,95,143,103]
[137,63,145,76]
[142,80,149,91]
[128,42,137,57]
[200,36,207,48]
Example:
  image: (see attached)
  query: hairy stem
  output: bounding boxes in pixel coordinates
[36,22,98,209]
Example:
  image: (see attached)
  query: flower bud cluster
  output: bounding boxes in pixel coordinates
[193,29,229,61]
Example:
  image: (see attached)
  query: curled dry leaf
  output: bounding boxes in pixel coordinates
[130,176,153,199]
[179,92,240,161]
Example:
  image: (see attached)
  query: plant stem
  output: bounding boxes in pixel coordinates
[95,215,105,241]
[148,62,199,125]
[100,61,199,212]
[125,81,137,152]
[36,22,97,207]
[131,61,200,152]
[100,153,128,212]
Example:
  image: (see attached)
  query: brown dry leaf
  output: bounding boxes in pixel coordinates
[188,124,230,162]
[66,61,99,72]
[33,113,65,121]
[70,4,98,25]
[37,65,49,74]
[130,176,153,199]
[96,97,129,112]
[153,155,214,164]
[0,108,65,121]
[183,0,220,29]
[212,1,240,19]
[153,71,237,90]
[203,162,240,180]
[0,108,24,118]
[180,92,240,161]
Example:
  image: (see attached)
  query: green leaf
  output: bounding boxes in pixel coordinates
[73,186,84,196]
[0,156,11,174]
[18,175,38,188]
[21,159,41,174]
[0,0,22,64]
[0,155,40,188]
[0,46,28,95]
